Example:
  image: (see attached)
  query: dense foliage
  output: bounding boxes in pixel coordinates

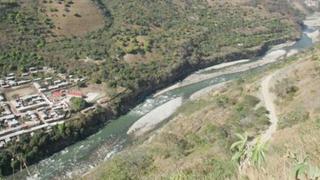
[0,0,300,88]
[70,97,89,112]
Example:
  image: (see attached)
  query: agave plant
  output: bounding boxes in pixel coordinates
[294,155,309,180]
[251,140,266,168]
[230,132,248,163]
[308,165,320,179]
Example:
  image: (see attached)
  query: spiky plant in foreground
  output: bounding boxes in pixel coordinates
[230,132,248,164]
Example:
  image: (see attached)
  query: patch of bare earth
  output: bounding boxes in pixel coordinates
[41,0,105,38]
[124,51,161,64]
[4,85,38,101]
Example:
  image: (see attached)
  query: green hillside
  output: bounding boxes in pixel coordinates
[0,0,309,177]
[0,0,301,91]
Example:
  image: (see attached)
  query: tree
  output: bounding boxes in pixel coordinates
[70,97,88,112]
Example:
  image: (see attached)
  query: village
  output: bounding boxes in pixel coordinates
[0,66,106,148]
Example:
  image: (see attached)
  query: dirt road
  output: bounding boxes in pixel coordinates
[239,70,279,172]
[260,72,279,144]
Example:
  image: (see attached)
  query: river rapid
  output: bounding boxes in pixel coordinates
[10,15,320,180]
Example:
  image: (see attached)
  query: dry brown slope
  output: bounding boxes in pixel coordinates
[244,51,320,179]
[41,0,105,38]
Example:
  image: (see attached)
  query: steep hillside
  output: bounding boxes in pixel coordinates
[84,46,320,179]
[0,0,311,177]
[0,0,301,84]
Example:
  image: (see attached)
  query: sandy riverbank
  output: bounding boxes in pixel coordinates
[198,59,250,72]
[154,49,288,97]
[304,14,320,42]
[306,29,320,43]
[189,82,229,100]
[153,59,251,97]
[128,48,288,137]
[127,97,183,136]
[304,13,320,27]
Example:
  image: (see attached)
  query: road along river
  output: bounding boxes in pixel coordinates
[10,16,320,180]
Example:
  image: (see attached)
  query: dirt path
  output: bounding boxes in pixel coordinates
[240,70,279,172]
[259,72,279,144]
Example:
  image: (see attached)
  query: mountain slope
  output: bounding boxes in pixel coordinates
[0,0,311,177]
[84,46,320,179]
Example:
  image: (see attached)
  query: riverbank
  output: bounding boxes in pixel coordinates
[153,49,288,97]
[85,43,315,180]
[126,17,320,145]
[5,17,308,180]
[73,15,320,179]
[127,97,183,136]
[303,12,320,27]
[126,41,299,138]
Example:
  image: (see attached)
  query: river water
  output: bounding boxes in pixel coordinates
[11,19,319,180]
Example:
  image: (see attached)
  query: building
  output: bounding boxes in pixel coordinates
[7,119,19,128]
[52,91,63,97]
[68,91,84,98]
[0,95,4,102]
[305,0,319,7]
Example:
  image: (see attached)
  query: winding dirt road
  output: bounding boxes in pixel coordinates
[260,71,279,144]
[240,70,279,172]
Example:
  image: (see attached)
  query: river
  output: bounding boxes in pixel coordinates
[10,16,319,180]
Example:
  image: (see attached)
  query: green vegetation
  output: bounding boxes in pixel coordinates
[230,94,270,134]
[97,150,154,180]
[0,52,43,76]
[230,132,248,163]
[289,153,320,180]
[251,141,267,167]
[0,0,300,89]
[70,97,89,112]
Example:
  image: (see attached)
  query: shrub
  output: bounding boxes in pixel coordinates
[279,109,309,129]
[274,78,299,100]
[74,13,81,17]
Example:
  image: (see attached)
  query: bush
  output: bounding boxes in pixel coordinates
[100,150,154,180]
[74,13,81,17]
[274,78,299,100]
[279,109,309,129]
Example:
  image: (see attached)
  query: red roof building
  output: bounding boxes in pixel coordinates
[52,91,63,97]
[68,91,84,98]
